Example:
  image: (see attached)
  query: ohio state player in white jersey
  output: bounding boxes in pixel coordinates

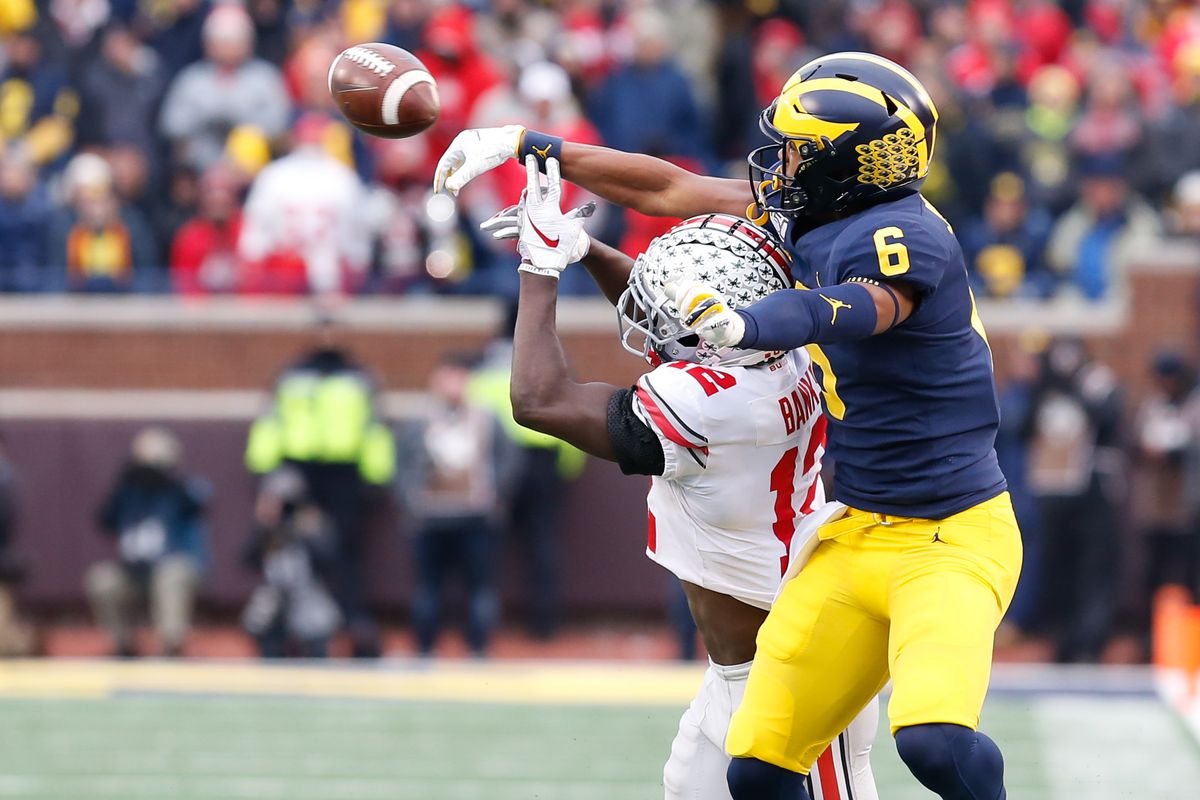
[636,354,824,611]
[486,156,879,800]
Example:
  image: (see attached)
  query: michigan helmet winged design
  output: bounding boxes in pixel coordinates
[618,214,792,368]
[748,51,939,222]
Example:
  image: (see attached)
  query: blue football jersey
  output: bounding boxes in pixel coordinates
[772,193,1007,519]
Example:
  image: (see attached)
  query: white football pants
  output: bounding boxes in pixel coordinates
[663,659,880,800]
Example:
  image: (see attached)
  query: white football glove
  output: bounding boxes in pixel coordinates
[666,281,747,348]
[517,156,589,279]
[433,125,525,196]
[480,200,595,262]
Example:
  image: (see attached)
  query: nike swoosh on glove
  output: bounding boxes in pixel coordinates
[480,201,594,262]
[517,156,590,279]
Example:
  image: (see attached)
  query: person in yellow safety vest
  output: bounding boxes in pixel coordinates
[468,347,585,639]
[245,361,396,485]
[245,339,395,657]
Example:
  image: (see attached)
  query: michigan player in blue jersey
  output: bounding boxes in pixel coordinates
[435,52,1021,800]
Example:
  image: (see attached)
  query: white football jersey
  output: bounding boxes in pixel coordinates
[632,349,826,610]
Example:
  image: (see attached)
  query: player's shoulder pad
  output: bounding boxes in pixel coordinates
[830,197,955,293]
[634,364,718,451]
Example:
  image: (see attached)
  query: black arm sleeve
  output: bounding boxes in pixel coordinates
[607,388,665,477]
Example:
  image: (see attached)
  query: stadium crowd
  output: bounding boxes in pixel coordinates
[1,0,1200,298]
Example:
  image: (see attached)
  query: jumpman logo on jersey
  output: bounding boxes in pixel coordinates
[822,295,852,325]
[532,143,553,158]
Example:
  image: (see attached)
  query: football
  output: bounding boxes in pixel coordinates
[327,43,440,139]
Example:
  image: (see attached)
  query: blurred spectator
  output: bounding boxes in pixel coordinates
[0,0,1194,304]
[467,313,585,639]
[283,30,342,117]
[47,152,157,292]
[159,3,290,170]
[961,172,1055,299]
[416,3,503,174]
[238,114,369,295]
[0,0,35,36]
[139,0,207,80]
[1143,54,1200,203]
[150,165,203,264]
[241,467,341,658]
[588,8,706,162]
[398,352,510,657]
[1169,170,1200,237]
[0,26,78,167]
[995,334,1048,640]
[473,0,558,73]
[84,427,210,658]
[1022,337,1124,662]
[245,320,396,657]
[77,24,165,167]
[247,0,289,67]
[170,163,245,294]
[1135,351,1200,648]
[49,0,112,61]
[0,147,52,291]
[106,145,165,259]
[474,60,601,202]
[1021,65,1081,212]
[711,4,762,161]
[847,0,922,69]
[1046,155,1161,300]
[362,136,435,293]
[1070,56,1144,162]
[383,0,434,53]
[0,432,33,657]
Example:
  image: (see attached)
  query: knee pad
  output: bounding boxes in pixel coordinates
[726,757,809,800]
[894,724,1005,800]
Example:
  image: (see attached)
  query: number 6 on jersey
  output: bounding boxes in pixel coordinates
[873,226,909,276]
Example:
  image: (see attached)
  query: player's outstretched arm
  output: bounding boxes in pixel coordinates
[507,156,620,459]
[671,280,916,352]
[435,126,751,218]
[511,273,620,460]
[559,142,751,219]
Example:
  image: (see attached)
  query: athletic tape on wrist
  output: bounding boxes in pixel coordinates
[519,262,561,279]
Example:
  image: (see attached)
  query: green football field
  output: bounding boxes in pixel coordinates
[0,661,1196,799]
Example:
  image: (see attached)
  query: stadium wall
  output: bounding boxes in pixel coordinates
[1,256,1197,616]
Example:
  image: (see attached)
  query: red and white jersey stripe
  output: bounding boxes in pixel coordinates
[631,349,826,610]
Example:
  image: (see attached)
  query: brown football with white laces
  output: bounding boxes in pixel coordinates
[328,43,440,139]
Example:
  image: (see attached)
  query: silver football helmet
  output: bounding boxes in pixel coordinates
[618,214,793,367]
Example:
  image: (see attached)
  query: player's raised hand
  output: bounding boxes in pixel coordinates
[666,281,747,348]
[481,200,595,258]
[433,125,525,196]
[517,156,591,278]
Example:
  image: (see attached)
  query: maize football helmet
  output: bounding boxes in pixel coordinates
[618,214,792,368]
[748,52,939,223]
